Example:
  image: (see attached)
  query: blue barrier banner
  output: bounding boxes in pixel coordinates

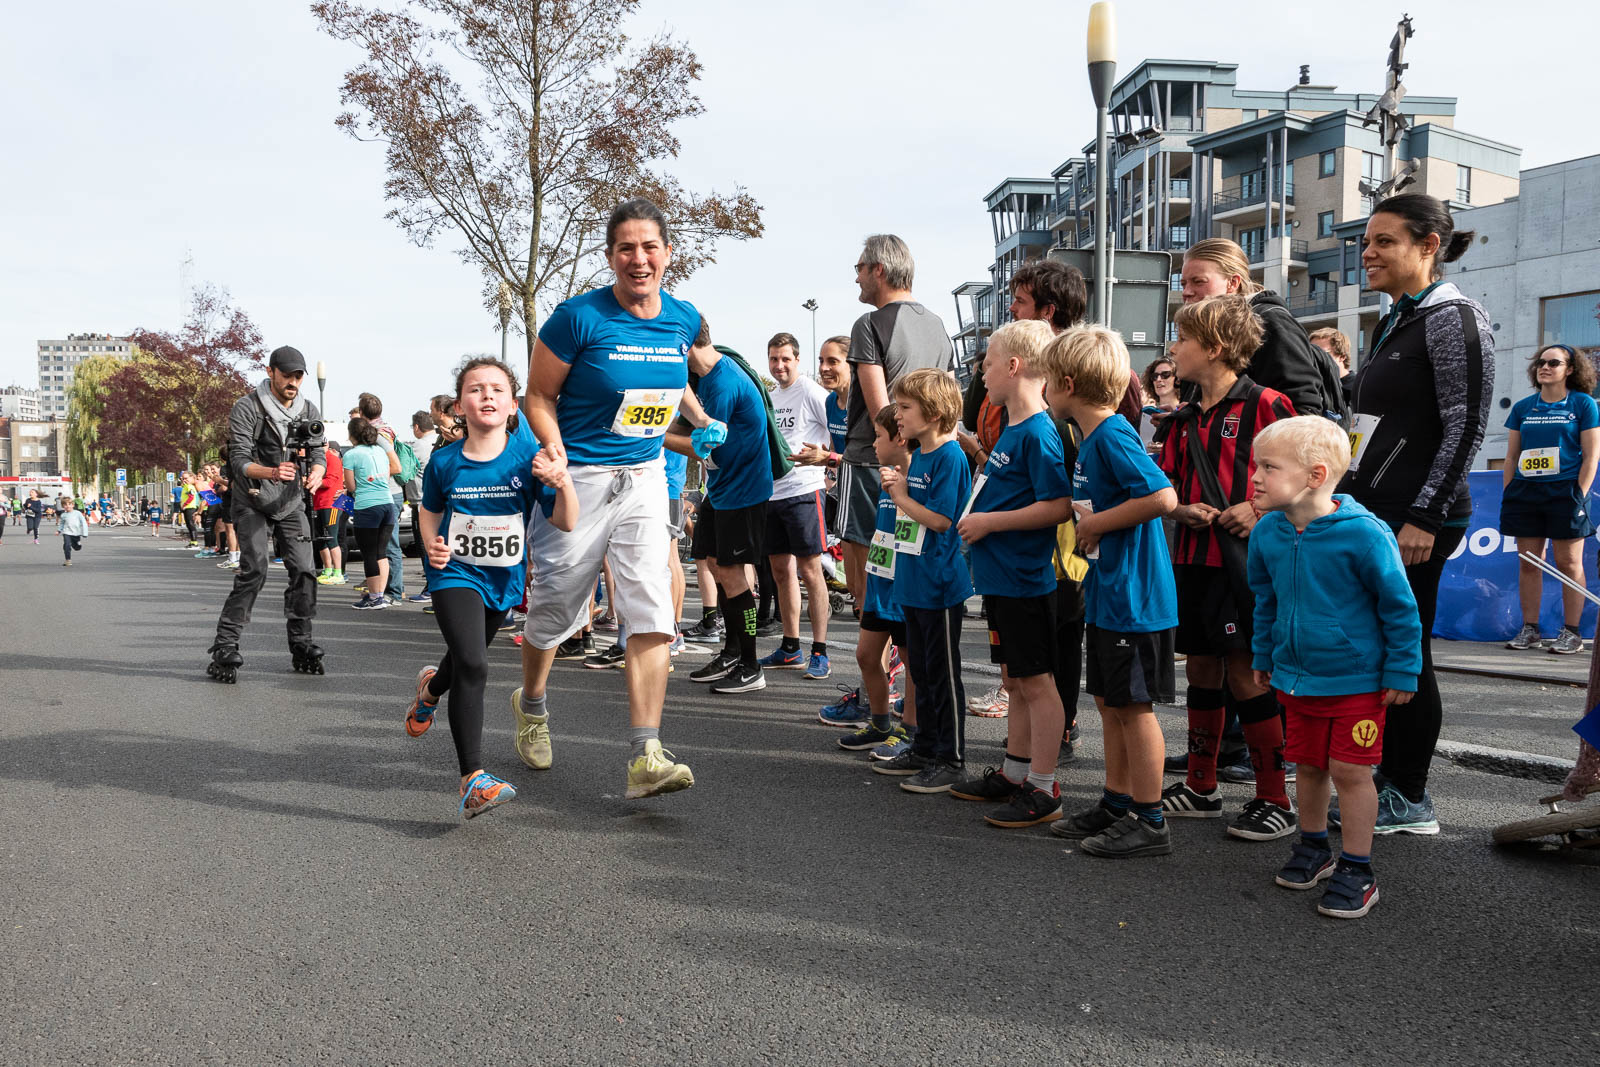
[1576,702,1600,750]
[1435,471,1600,641]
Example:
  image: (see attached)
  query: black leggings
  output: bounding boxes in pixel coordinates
[26,515,40,538]
[1379,525,1466,801]
[352,522,393,579]
[429,586,505,776]
[182,507,198,541]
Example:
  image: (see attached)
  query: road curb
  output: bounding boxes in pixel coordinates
[1434,740,1576,784]
[1434,663,1586,687]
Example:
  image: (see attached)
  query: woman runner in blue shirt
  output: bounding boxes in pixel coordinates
[407,357,576,818]
[1500,343,1600,654]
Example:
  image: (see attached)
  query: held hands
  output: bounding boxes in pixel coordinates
[1173,502,1220,529]
[426,535,453,570]
[529,452,568,489]
[1215,501,1259,536]
[531,442,568,486]
[956,511,995,545]
[1382,689,1415,706]
[691,419,728,459]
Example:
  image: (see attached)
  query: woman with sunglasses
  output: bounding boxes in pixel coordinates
[1501,343,1599,654]
[1139,355,1179,453]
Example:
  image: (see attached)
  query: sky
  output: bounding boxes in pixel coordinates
[3,0,1596,423]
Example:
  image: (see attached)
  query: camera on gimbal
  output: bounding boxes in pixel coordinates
[284,417,325,448]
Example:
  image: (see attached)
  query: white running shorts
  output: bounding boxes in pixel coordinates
[525,459,675,648]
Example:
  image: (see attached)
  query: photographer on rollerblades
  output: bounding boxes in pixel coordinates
[207,345,328,683]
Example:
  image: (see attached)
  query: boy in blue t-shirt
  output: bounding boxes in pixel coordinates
[667,337,775,696]
[835,404,919,753]
[1042,326,1180,858]
[872,368,973,794]
[952,320,1075,828]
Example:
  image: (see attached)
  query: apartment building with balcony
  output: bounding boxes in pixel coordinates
[954,58,1521,362]
[37,332,133,416]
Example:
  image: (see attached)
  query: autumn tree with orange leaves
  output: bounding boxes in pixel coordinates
[312,0,763,349]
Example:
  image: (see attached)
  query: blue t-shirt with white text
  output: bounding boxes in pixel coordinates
[695,356,773,510]
[537,287,701,466]
[892,439,973,611]
[969,411,1073,598]
[1506,390,1599,482]
[1073,415,1177,633]
[863,490,904,622]
[825,392,848,455]
[420,420,554,613]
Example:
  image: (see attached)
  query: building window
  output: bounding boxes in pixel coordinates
[1540,291,1600,350]
[1320,150,1336,178]
[1360,151,1386,213]
[1456,165,1472,204]
[1343,264,1359,286]
[1239,227,1265,261]
[1318,211,1335,238]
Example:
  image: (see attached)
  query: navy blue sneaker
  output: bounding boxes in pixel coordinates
[804,652,830,679]
[1274,839,1336,890]
[1374,784,1439,835]
[407,591,432,604]
[759,646,805,670]
[818,685,868,728]
[1317,861,1379,919]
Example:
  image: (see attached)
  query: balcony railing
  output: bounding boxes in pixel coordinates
[1245,239,1310,264]
[1359,290,1382,307]
[1287,290,1340,317]
[1167,228,1191,251]
[1213,186,1296,214]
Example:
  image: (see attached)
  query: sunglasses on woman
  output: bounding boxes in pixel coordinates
[1534,358,1568,369]
[1154,371,1175,380]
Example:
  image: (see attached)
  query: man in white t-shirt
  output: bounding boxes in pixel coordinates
[758,332,835,679]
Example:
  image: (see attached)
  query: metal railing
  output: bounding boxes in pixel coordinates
[1287,290,1340,317]
[1212,186,1296,214]
[1245,239,1310,264]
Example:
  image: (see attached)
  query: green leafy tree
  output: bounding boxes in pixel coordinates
[65,353,135,491]
[312,0,763,346]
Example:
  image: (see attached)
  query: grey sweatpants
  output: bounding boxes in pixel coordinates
[213,503,318,648]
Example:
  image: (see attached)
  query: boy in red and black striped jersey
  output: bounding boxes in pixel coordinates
[1156,295,1300,842]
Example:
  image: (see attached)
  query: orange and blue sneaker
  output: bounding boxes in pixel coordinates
[459,771,516,818]
[406,665,438,737]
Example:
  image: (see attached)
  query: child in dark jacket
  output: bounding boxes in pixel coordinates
[1246,416,1420,921]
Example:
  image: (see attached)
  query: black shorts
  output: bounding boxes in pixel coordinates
[766,489,827,557]
[690,497,767,567]
[1174,563,1252,656]
[1085,624,1176,707]
[984,594,1058,678]
[1500,478,1595,541]
[837,462,881,546]
[860,609,908,647]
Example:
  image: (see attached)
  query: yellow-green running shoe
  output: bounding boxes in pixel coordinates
[625,740,694,799]
[510,687,552,770]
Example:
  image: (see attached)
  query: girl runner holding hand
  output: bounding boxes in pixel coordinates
[407,357,577,818]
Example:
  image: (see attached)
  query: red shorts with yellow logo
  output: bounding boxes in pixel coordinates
[1279,691,1385,768]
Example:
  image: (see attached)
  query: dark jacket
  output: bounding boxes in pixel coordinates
[1337,282,1494,534]
[1247,290,1348,422]
[227,390,327,520]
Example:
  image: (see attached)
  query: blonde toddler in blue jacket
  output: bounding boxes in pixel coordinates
[1246,416,1420,921]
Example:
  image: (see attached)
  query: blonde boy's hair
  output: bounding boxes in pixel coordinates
[987,319,1056,375]
[892,368,962,434]
[1039,325,1129,408]
[1254,415,1351,482]
[1174,294,1264,372]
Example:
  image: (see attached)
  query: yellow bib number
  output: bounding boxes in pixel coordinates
[610,388,683,439]
[1518,447,1561,478]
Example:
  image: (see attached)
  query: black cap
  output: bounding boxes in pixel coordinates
[269,346,307,374]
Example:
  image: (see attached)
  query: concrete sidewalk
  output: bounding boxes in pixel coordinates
[1432,636,1592,687]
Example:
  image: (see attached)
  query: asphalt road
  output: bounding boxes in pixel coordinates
[3,529,1596,1066]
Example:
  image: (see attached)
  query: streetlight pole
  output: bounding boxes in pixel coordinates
[801,298,819,377]
[316,360,327,418]
[1087,2,1117,326]
[497,281,515,364]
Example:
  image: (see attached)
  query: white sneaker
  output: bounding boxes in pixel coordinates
[967,684,1009,718]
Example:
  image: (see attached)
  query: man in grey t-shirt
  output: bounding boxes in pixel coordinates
[837,233,952,611]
